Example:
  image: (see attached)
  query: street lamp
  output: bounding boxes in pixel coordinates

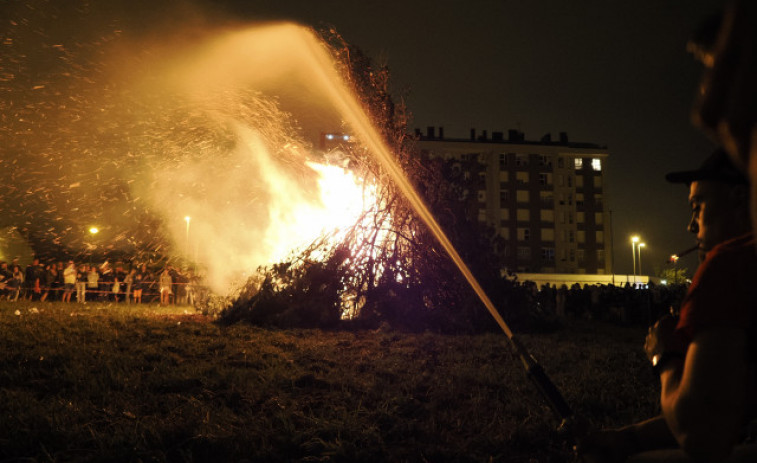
[631,236,640,285]
[638,243,646,281]
[89,227,99,264]
[184,216,191,257]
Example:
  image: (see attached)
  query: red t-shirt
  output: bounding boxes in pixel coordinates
[676,233,757,342]
[675,233,757,435]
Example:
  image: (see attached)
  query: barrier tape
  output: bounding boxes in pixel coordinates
[0,280,208,302]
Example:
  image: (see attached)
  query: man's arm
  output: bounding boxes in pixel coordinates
[659,327,748,461]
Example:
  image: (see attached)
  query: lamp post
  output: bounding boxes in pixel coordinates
[631,235,639,286]
[184,216,191,257]
[89,227,99,264]
[638,243,646,284]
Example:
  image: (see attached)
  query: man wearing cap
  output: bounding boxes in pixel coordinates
[580,149,757,462]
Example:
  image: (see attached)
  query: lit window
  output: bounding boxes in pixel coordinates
[596,231,605,243]
[499,171,509,181]
[541,228,555,241]
[592,158,602,171]
[540,210,554,222]
[500,209,510,220]
[517,209,530,221]
[577,230,586,243]
[516,171,529,184]
[517,228,530,241]
[577,211,585,223]
[477,190,486,202]
[499,228,510,239]
[576,176,584,188]
[516,190,529,202]
[574,158,583,169]
[595,212,604,224]
[539,173,551,185]
[478,209,487,222]
[539,191,553,204]
[594,176,602,188]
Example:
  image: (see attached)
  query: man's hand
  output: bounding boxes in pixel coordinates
[644,314,687,362]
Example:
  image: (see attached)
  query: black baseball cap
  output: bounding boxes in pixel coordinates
[665,148,748,185]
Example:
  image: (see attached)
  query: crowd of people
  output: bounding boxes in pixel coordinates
[0,257,200,306]
[516,280,689,327]
[0,251,690,326]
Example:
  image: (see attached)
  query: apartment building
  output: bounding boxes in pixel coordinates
[415,127,612,275]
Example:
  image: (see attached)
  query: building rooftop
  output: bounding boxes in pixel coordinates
[413,126,607,150]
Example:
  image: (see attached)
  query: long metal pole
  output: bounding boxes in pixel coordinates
[632,242,637,286]
[638,245,644,281]
[185,216,191,257]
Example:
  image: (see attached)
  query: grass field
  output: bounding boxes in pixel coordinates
[0,300,660,462]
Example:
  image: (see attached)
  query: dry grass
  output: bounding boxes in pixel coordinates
[0,300,659,462]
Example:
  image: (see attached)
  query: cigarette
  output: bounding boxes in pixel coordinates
[674,244,699,258]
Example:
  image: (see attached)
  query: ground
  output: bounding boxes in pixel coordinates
[0,300,659,462]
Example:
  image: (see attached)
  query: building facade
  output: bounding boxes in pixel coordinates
[415,127,612,275]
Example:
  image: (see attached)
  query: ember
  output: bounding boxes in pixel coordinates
[2,5,498,328]
[1,6,393,300]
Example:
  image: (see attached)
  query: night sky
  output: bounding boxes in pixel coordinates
[209,0,723,277]
[4,0,726,277]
